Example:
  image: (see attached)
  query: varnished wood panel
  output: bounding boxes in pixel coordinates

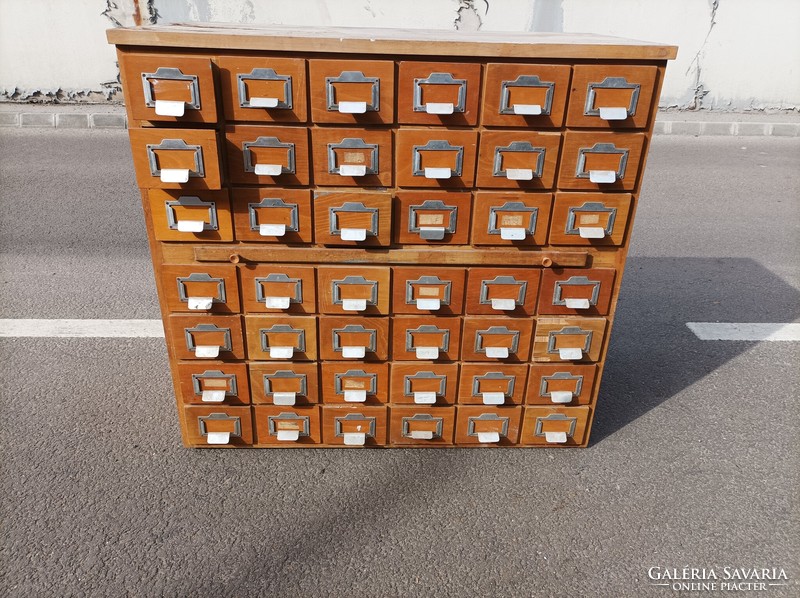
[397,61,482,126]
[129,128,222,190]
[526,364,597,406]
[225,125,310,186]
[148,189,234,243]
[176,361,250,405]
[567,65,658,129]
[471,192,552,247]
[389,406,455,445]
[482,63,571,128]
[249,362,320,405]
[465,267,541,317]
[391,267,466,315]
[230,188,313,243]
[320,362,390,405]
[253,405,321,445]
[239,264,316,314]
[454,405,522,445]
[184,405,254,446]
[308,59,395,124]
[475,130,561,189]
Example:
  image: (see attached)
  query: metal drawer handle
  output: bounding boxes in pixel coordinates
[263,370,308,406]
[552,276,601,308]
[255,272,303,309]
[534,413,577,444]
[479,275,527,311]
[332,275,379,312]
[185,323,232,359]
[499,74,555,116]
[403,371,447,405]
[412,140,464,179]
[177,272,226,309]
[565,201,618,239]
[247,197,299,238]
[164,196,218,233]
[329,202,380,241]
[334,369,378,403]
[408,200,458,241]
[141,67,200,116]
[267,412,310,440]
[260,324,306,359]
[541,372,584,404]
[198,413,241,445]
[487,201,539,241]
[547,326,592,360]
[325,71,380,113]
[404,275,452,311]
[475,326,520,359]
[402,413,444,440]
[576,142,629,184]
[585,76,641,119]
[191,369,238,403]
[413,72,467,114]
[471,371,515,405]
[327,138,379,177]
[405,324,449,360]
[147,138,205,183]
[237,68,293,109]
[492,141,546,181]
[242,136,296,176]
[467,413,510,442]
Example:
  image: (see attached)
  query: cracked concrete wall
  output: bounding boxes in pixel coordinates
[1,0,798,110]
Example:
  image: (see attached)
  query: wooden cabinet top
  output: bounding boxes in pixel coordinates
[107,24,677,60]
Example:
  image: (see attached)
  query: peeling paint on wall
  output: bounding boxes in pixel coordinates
[683,0,718,110]
[454,0,488,31]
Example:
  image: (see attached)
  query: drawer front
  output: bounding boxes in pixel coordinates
[394,191,473,245]
[230,188,313,243]
[244,315,318,361]
[176,361,250,406]
[390,363,459,405]
[458,363,528,406]
[254,405,321,445]
[519,406,590,446]
[567,65,658,129]
[391,267,466,315]
[476,130,561,189]
[548,193,633,246]
[558,132,646,191]
[309,59,395,124]
[225,125,310,186]
[538,268,616,315]
[121,53,217,123]
[532,317,607,363]
[461,317,534,362]
[167,314,245,361]
[527,364,597,406]
[389,406,455,445]
[318,316,390,361]
[148,189,234,242]
[454,405,523,445]
[397,61,482,126]
[161,264,240,314]
[250,362,320,405]
[239,264,316,314]
[321,406,388,446]
[395,129,479,188]
[482,63,571,127]
[471,192,552,247]
[465,267,541,317]
[218,56,307,123]
[184,405,253,446]
[317,266,391,316]
[391,316,462,362]
[314,191,392,247]
[321,362,389,405]
[129,128,221,190]
[311,128,393,187]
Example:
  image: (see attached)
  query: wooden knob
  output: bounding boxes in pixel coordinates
[229,253,241,264]
[541,256,553,267]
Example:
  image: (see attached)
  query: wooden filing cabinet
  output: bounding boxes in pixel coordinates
[107,24,676,448]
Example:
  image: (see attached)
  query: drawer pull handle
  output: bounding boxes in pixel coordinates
[500,75,555,115]
[326,71,380,113]
[585,77,640,118]
[343,432,366,446]
[579,226,606,239]
[154,99,186,117]
[161,168,190,184]
[272,392,297,406]
[414,72,467,113]
[187,297,213,311]
[195,345,220,359]
[564,298,591,309]
[249,97,279,108]
[558,347,583,360]
[415,346,439,360]
[338,100,367,114]
[482,391,506,406]
[201,390,226,403]
[344,389,367,402]
[269,346,295,359]
[425,102,454,115]
[276,429,300,442]
[238,68,293,109]
[415,298,440,311]
[545,431,568,444]
[477,432,501,443]
[419,226,446,240]
[550,391,573,404]
[599,106,628,120]
[513,104,542,115]
[413,391,437,405]
[206,432,230,445]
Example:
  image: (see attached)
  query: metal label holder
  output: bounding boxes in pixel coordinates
[475,326,520,355]
[165,196,218,232]
[147,139,204,178]
[267,412,311,437]
[263,370,308,398]
[332,325,377,353]
[471,371,515,398]
[237,68,293,109]
[403,371,447,399]
[177,273,226,304]
[487,201,538,237]
[192,370,238,397]
[546,326,592,355]
[534,413,577,438]
[540,372,584,399]
[584,76,640,117]
[412,140,464,177]
[467,413,510,438]
[260,324,306,353]
[334,413,377,438]
[408,200,458,240]
[413,72,467,113]
[401,414,444,439]
[242,136,296,175]
[479,275,528,307]
[142,67,200,110]
[198,413,241,438]
[329,202,379,238]
[492,141,546,178]
[185,324,232,352]
[327,138,379,175]
[404,276,452,306]
[325,71,380,112]
[332,276,379,308]
[247,198,299,233]
[564,202,617,237]
[255,273,303,305]
[575,143,629,181]
[552,276,601,307]
[499,74,555,115]
[406,325,450,352]
[334,370,378,397]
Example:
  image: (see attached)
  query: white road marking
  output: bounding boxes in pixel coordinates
[0,319,164,338]
[687,322,800,341]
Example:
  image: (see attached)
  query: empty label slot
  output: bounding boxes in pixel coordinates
[195,345,220,358]
[413,391,437,404]
[154,99,185,117]
[187,297,213,311]
[276,429,300,442]
[564,298,591,309]
[544,431,568,444]
[206,432,230,445]
[513,104,542,115]
[269,346,294,359]
[343,432,366,446]
[338,101,367,114]
[161,169,190,183]
[272,391,296,405]
[599,106,628,120]
[578,226,606,239]
[259,223,286,237]
[477,431,500,443]
[254,164,283,176]
[588,170,616,184]
[340,228,367,241]
[265,296,291,309]
[342,346,366,359]
[550,390,573,404]
[201,389,226,403]
[558,347,583,360]
[415,346,439,360]
[482,392,506,405]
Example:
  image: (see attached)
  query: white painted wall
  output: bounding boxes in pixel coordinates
[1,0,798,110]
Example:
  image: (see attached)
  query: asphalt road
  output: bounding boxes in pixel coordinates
[1,128,798,597]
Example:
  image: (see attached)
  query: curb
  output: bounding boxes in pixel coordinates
[0,111,798,136]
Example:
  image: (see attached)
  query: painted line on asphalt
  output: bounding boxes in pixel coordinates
[0,319,164,338]
[687,322,800,341]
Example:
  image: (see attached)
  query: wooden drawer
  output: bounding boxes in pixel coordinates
[548,193,633,246]
[391,267,466,315]
[148,190,232,242]
[160,264,240,314]
[527,364,597,406]
[455,405,523,445]
[567,65,658,129]
[225,125,309,186]
[461,317,534,362]
[120,53,217,123]
[321,406,388,446]
[184,405,253,446]
[218,56,307,123]
[317,266,391,316]
[314,191,392,247]
[394,191,472,244]
[395,129,479,188]
[230,188,313,243]
[465,267,540,317]
[519,406,590,446]
[309,59,395,124]
[320,362,389,405]
[318,316,390,361]
[538,268,616,315]
[311,127,393,187]
[389,406,455,445]
[250,362,320,405]
[458,363,528,405]
[391,316,462,362]
[481,63,571,127]
[254,405,321,445]
[244,315,317,361]
[390,363,459,406]
[176,361,250,406]
[167,314,245,361]
[471,192,552,246]
[532,317,607,363]
[239,264,316,314]
[129,128,221,190]
[397,61,482,126]
[558,132,646,191]
[476,130,561,189]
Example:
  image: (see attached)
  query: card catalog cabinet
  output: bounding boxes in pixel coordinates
[108,24,676,448]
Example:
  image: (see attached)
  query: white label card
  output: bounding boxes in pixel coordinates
[482,392,506,405]
[195,345,220,358]
[550,390,573,404]
[559,347,583,360]
[500,227,526,241]
[201,390,226,403]
[206,432,230,445]
[506,168,533,181]
[259,223,286,237]
[176,219,205,233]
[343,432,366,446]
[413,391,437,405]
[477,432,501,443]
[277,430,300,442]
[545,431,568,444]
[344,389,367,403]
[599,106,628,120]
[424,167,452,179]
[342,298,367,312]
[254,164,283,176]
[426,102,454,114]
[589,170,616,184]
[154,99,185,117]
[409,430,434,440]
[249,97,279,108]
[491,298,517,311]
[416,346,439,360]
[338,101,367,114]
[579,226,606,239]
[416,298,441,311]
[485,346,509,359]
[187,297,213,311]
[161,169,190,184]
[265,296,291,309]
[339,164,367,177]
[272,392,296,406]
[513,104,542,115]
[565,298,591,309]
[340,228,367,241]
[342,346,366,359]
[269,346,294,359]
